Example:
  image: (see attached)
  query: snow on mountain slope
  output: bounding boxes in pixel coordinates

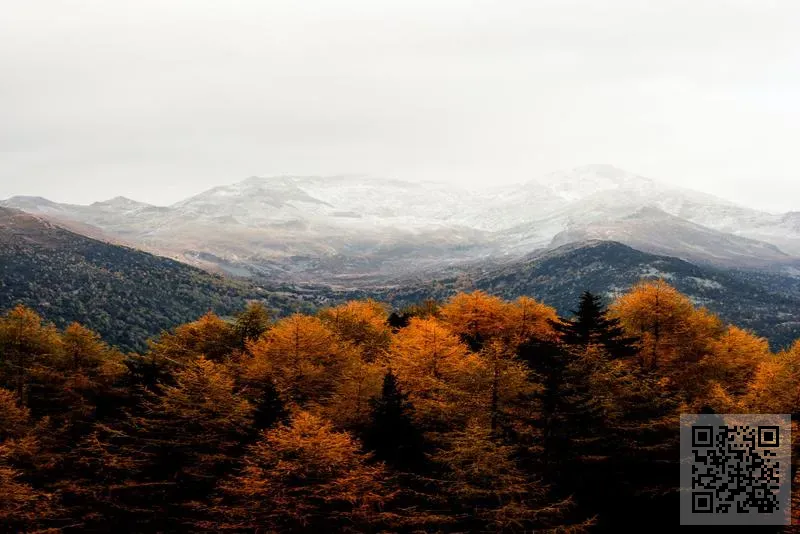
[492,165,800,258]
[548,206,793,268]
[2,165,798,279]
[170,175,486,232]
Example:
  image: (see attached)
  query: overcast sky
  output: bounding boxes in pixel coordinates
[1,0,799,211]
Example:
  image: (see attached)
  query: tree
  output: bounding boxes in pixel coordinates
[319,300,392,362]
[518,340,605,473]
[389,317,479,433]
[0,388,31,441]
[125,312,238,394]
[320,358,384,431]
[143,356,253,476]
[94,357,255,530]
[440,291,510,351]
[148,311,236,364]
[0,464,56,531]
[551,291,638,358]
[610,280,723,372]
[363,371,427,471]
[232,302,271,351]
[211,411,394,532]
[30,322,126,426]
[475,339,536,436]
[249,378,288,431]
[519,336,680,528]
[688,326,770,406]
[0,387,57,530]
[0,305,63,405]
[244,314,355,407]
[432,420,585,533]
[504,296,560,347]
[388,299,442,330]
[744,340,800,415]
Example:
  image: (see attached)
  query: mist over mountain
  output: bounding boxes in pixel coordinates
[3,165,799,281]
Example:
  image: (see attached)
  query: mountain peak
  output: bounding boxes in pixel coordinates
[1,195,67,213]
[4,195,58,205]
[91,196,150,208]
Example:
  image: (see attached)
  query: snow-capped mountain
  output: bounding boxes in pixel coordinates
[548,206,792,269]
[3,165,798,280]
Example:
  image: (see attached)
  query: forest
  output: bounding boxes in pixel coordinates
[1,279,798,532]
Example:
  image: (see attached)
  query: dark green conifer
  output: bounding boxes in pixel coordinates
[550,291,639,358]
[364,371,426,471]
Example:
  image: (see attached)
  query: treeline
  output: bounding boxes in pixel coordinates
[1,280,799,532]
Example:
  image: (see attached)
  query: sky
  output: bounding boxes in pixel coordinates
[1,0,799,211]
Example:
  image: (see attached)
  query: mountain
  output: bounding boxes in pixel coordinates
[0,207,315,351]
[3,165,799,280]
[494,166,800,259]
[548,206,793,269]
[376,240,800,349]
[3,177,497,280]
[3,196,800,348]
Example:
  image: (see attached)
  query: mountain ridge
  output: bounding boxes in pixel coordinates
[0,207,315,351]
[3,165,798,280]
[373,239,800,349]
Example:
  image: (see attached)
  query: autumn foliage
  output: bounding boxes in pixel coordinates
[0,282,798,532]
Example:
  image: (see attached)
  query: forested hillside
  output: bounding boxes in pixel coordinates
[0,207,314,351]
[1,282,798,531]
[381,240,800,349]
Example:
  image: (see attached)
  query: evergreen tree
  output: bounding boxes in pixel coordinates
[363,371,426,471]
[250,378,288,431]
[518,337,678,529]
[517,339,598,472]
[387,311,410,330]
[551,291,639,358]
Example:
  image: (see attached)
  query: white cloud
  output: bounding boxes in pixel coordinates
[0,0,798,210]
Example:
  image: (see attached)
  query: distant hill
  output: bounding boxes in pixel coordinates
[377,240,800,349]
[0,207,315,351]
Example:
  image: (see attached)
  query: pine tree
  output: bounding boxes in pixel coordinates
[550,291,638,358]
[518,339,600,472]
[387,311,410,330]
[519,337,679,529]
[250,378,288,431]
[363,370,427,471]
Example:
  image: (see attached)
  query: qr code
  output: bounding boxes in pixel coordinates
[680,414,791,525]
